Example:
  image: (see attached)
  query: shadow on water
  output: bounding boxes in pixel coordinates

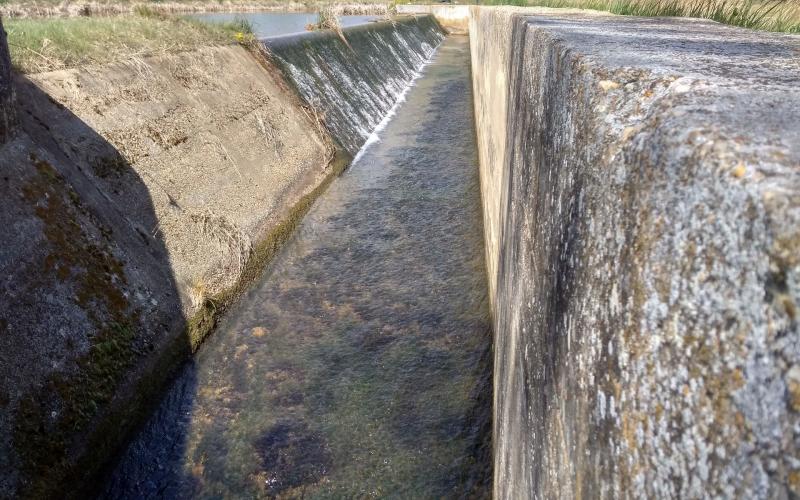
[98,36,493,499]
[0,71,190,497]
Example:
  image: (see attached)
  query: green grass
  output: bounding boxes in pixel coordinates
[486,0,800,32]
[4,13,254,73]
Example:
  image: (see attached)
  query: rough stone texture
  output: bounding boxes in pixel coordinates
[0,17,15,143]
[265,16,445,155]
[470,6,800,498]
[0,45,331,498]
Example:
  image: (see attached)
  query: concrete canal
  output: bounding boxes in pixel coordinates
[100,36,492,498]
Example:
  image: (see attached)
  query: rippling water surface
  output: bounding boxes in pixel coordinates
[101,36,491,498]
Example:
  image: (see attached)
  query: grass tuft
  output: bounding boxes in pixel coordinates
[0,1,392,19]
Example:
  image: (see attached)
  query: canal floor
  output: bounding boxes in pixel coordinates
[101,36,492,499]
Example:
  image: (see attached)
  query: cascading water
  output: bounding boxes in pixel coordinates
[264,17,445,155]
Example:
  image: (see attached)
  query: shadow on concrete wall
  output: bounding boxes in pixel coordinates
[0,68,196,497]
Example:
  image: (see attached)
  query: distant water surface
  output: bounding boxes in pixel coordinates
[191,12,380,38]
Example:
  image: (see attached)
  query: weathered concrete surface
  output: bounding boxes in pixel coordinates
[0,45,335,498]
[0,17,14,143]
[471,6,800,498]
[0,1,389,19]
[396,5,470,34]
[265,16,445,154]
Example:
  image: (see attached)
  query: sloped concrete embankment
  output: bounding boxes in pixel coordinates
[264,15,445,155]
[471,6,800,498]
[0,18,442,498]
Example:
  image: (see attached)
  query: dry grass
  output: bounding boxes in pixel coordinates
[306,2,343,30]
[4,13,255,73]
[302,2,380,45]
[0,1,390,19]
[190,209,253,300]
[0,1,299,18]
[495,0,800,32]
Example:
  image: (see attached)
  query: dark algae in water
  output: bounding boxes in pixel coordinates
[255,420,333,495]
[101,36,491,499]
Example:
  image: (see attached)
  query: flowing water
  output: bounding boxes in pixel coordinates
[101,36,491,498]
[190,12,379,38]
[264,16,445,156]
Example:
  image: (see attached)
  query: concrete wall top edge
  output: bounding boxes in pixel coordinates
[475,5,800,161]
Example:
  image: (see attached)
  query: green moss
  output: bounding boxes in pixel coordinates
[12,146,351,498]
[14,155,139,499]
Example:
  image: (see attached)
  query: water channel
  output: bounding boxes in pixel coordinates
[101,36,492,498]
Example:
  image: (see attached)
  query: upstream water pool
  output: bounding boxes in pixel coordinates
[191,12,380,38]
[101,36,491,498]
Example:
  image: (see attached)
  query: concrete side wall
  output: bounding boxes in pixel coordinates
[0,44,337,498]
[396,5,470,33]
[471,6,800,498]
[469,7,513,305]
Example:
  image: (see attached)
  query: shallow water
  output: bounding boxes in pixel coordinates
[101,36,491,498]
[191,12,379,38]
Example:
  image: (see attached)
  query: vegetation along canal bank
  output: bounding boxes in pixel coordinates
[464,5,800,498]
[1,2,800,498]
